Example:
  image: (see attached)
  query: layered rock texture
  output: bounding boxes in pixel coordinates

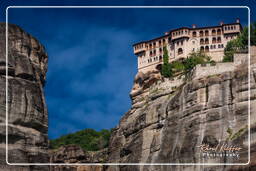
[107,47,256,171]
[1,23,255,171]
[0,23,49,170]
[50,145,107,171]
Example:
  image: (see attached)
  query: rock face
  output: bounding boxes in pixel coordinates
[0,23,49,170]
[50,145,108,171]
[107,47,256,171]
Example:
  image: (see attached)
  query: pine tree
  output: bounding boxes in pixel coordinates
[161,46,172,77]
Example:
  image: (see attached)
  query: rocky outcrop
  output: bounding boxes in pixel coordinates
[50,145,108,171]
[0,23,49,170]
[107,47,256,171]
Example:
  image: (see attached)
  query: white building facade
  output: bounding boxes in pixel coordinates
[133,19,242,73]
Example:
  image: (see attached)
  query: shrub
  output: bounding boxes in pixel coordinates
[49,128,112,151]
[161,46,172,77]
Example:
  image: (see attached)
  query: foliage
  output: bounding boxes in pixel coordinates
[49,128,112,151]
[170,60,185,73]
[183,51,211,73]
[161,46,172,77]
[223,22,256,62]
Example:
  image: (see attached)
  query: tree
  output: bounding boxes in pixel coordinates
[183,51,211,72]
[161,46,172,77]
[223,22,256,62]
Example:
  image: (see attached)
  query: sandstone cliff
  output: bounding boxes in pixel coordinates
[0,23,49,170]
[106,47,256,171]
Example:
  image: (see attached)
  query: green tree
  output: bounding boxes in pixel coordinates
[183,51,211,72]
[49,128,112,151]
[161,46,172,77]
[223,22,256,62]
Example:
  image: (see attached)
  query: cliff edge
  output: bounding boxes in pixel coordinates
[0,23,49,170]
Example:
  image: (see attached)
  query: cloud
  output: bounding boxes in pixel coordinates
[45,22,138,139]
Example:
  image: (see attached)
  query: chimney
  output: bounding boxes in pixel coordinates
[220,21,224,26]
[192,24,196,28]
[236,18,240,23]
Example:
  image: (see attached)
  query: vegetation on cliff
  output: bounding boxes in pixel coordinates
[50,129,112,151]
[161,46,172,77]
[223,22,256,62]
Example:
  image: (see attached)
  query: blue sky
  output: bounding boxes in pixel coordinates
[1,0,256,139]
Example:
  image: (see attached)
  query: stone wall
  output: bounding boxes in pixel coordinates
[192,62,235,80]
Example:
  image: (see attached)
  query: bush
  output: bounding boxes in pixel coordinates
[183,51,211,72]
[49,128,112,151]
[223,22,256,62]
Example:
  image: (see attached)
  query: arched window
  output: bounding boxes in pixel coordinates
[217,37,221,43]
[217,29,221,35]
[205,30,209,36]
[218,44,221,48]
[212,29,216,35]
[221,44,224,48]
[158,40,162,45]
[200,38,204,45]
[150,51,153,56]
[205,38,209,44]
[210,45,213,49]
[205,46,209,52]
[228,26,230,30]
[212,37,216,44]
[199,30,204,37]
[149,44,152,49]
[159,55,162,61]
[159,48,162,53]
[192,31,197,37]
[178,48,183,55]
[200,46,204,52]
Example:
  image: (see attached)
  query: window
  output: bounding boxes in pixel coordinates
[205,30,209,36]
[178,48,183,55]
[213,45,216,49]
[212,37,216,44]
[210,45,213,49]
[199,30,204,37]
[177,41,179,46]
[159,48,162,53]
[217,29,221,35]
[181,41,183,45]
[192,41,195,44]
[192,48,195,51]
[200,46,204,52]
[150,51,153,56]
[200,38,204,45]
[217,37,221,43]
[159,56,162,60]
[192,31,197,37]
[205,46,209,52]
[218,44,221,48]
[212,29,216,35]
[205,38,209,44]
[221,44,224,48]
[159,40,162,45]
